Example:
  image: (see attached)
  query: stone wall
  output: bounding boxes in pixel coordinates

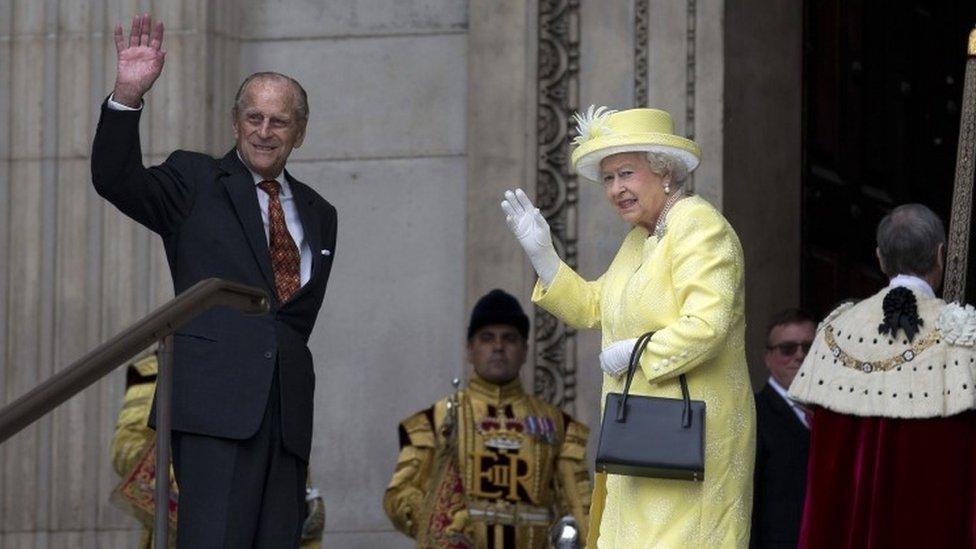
[0,1,805,546]
[0,0,466,545]
[724,0,804,386]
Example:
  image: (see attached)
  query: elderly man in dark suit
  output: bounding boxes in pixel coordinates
[91,14,336,548]
[750,309,816,549]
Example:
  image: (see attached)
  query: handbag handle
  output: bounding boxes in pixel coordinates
[615,331,693,429]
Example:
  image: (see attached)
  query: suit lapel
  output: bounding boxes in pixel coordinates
[287,171,322,286]
[762,383,809,433]
[218,150,277,294]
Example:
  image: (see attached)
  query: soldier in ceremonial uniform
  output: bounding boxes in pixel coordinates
[109,353,325,548]
[384,289,591,549]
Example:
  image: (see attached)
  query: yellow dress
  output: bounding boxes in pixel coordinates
[533,195,755,548]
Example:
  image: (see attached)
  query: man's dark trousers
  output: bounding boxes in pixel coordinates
[172,364,306,547]
[91,101,337,547]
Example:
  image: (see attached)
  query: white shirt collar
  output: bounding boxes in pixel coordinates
[887,274,935,299]
[236,149,290,196]
[767,376,793,402]
[768,377,810,428]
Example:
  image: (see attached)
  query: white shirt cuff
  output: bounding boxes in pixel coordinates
[107,93,143,111]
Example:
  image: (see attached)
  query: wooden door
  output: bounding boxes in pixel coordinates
[802,0,976,316]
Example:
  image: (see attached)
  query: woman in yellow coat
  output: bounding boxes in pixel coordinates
[501,107,755,547]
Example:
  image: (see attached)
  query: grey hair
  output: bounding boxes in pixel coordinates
[645,151,689,187]
[876,204,945,277]
[232,71,309,123]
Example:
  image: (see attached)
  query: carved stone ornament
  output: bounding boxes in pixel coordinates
[634,0,649,107]
[536,0,579,412]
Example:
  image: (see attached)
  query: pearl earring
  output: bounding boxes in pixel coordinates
[664,182,671,195]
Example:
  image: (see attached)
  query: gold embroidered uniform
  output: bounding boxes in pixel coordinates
[384,374,591,548]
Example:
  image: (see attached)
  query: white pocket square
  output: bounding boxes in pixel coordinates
[321,249,331,256]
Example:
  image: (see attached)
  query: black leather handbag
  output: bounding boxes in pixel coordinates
[595,332,706,481]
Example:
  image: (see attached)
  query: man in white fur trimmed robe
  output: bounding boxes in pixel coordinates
[789,203,976,548]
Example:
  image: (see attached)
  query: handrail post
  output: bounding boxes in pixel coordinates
[155,335,174,547]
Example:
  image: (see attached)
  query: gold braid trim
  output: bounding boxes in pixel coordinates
[823,325,940,373]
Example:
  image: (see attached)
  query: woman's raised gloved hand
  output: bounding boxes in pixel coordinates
[501,188,560,286]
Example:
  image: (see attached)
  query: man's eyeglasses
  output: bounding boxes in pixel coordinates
[766,341,813,357]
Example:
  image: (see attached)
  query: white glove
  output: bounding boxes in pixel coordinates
[500,188,560,286]
[600,338,638,377]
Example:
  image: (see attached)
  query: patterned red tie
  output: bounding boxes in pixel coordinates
[258,180,301,302]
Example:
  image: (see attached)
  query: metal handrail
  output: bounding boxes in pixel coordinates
[0,277,270,547]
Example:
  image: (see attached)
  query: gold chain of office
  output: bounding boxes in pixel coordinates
[823,324,941,374]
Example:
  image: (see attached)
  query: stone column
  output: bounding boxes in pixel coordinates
[466,0,584,415]
[639,0,726,206]
[0,1,240,544]
[724,0,803,385]
[233,1,468,545]
[466,0,541,407]
[466,0,537,314]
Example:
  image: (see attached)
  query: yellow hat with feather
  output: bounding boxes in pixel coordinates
[570,106,701,182]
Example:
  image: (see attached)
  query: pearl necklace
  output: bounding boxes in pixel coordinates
[652,189,686,239]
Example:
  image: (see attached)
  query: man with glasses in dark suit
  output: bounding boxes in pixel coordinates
[750,309,816,549]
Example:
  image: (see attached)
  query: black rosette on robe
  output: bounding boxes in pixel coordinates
[878,287,924,342]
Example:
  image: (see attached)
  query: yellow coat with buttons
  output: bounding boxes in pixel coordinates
[533,195,755,548]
